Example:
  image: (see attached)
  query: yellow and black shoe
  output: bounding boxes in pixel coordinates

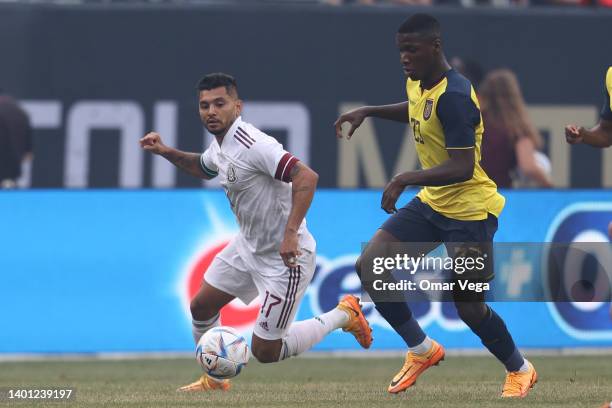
[388,340,445,394]
[501,361,537,398]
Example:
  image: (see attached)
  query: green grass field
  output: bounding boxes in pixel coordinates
[1,355,610,407]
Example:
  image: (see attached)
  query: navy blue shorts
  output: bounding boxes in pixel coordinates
[381,197,498,282]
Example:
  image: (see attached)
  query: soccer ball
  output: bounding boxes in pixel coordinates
[196,326,249,379]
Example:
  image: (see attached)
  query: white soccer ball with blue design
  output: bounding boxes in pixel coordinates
[196,326,249,379]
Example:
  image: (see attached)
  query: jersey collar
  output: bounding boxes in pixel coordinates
[420,69,452,92]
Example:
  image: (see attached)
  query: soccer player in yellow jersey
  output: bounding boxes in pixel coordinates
[567,68,612,408]
[335,14,536,398]
[565,67,612,150]
[565,67,612,241]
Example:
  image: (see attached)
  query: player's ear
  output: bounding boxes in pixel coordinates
[432,38,442,53]
[235,98,243,117]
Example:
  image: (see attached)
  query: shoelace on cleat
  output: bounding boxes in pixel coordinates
[502,372,525,395]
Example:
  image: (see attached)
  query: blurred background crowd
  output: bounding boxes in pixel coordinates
[0,2,609,191]
[0,0,610,8]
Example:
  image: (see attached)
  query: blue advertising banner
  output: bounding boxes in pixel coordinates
[0,190,611,353]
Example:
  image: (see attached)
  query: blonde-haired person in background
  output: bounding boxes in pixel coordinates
[479,69,553,188]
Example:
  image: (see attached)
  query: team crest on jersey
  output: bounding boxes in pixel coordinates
[227,163,237,183]
[423,99,434,120]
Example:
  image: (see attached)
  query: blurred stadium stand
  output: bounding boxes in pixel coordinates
[0,3,610,189]
[0,0,610,6]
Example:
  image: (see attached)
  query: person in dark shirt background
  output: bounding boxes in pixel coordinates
[479,70,552,188]
[0,88,32,188]
[450,56,485,92]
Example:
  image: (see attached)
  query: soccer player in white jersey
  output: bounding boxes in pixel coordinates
[139,73,372,391]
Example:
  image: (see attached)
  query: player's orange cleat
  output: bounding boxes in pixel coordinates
[599,402,612,408]
[387,340,445,394]
[337,295,373,349]
[501,361,537,398]
[177,375,231,392]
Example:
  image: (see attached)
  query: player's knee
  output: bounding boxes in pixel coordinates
[455,301,488,328]
[250,342,280,364]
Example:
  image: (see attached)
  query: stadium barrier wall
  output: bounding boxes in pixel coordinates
[1,189,611,353]
[0,4,611,189]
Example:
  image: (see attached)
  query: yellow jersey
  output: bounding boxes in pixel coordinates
[407,69,505,221]
[601,66,612,121]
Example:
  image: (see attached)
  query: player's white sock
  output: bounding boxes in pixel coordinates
[516,358,530,373]
[192,313,220,344]
[279,308,349,360]
[409,336,433,355]
[319,307,350,330]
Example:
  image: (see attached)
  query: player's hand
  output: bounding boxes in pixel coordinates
[280,231,301,268]
[381,177,406,214]
[139,132,168,155]
[334,107,369,139]
[564,125,584,145]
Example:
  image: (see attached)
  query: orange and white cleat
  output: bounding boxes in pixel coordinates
[599,402,612,408]
[387,340,445,394]
[177,374,231,392]
[337,295,373,349]
[501,361,537,398]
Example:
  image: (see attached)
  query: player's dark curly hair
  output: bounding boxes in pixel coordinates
[196,73,239,98]
[398,13,440,39]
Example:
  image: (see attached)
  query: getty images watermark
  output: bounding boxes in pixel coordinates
[359,242,612,303]
[371,251,490,293]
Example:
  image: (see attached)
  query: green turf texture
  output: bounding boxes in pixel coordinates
[1,356,610,407]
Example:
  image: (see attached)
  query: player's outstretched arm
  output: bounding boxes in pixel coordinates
[279,162,319,267]
[378,91,480,213]
[565,121,612,148]
[139,132,214,179]
[380,148,474,214]
[334,102,409,139]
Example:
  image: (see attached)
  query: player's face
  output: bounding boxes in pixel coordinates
[199,87,242,136]
[396,33,438,81]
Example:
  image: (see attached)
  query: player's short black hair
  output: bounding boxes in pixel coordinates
[196,73,239,98]
[397,13,441,39]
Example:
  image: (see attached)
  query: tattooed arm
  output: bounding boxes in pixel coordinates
[139,131,214,180]
[279,162,319,267]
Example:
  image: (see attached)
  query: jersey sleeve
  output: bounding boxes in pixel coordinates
[436,92,480,149]
[199,146,219,179]
[249,136,300,183]
[600,67,612,121]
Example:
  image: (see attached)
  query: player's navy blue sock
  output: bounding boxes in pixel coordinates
[468,306,524,372]
[375,301,426,347]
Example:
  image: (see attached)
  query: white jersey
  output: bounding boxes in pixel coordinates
[199,116,315,260]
